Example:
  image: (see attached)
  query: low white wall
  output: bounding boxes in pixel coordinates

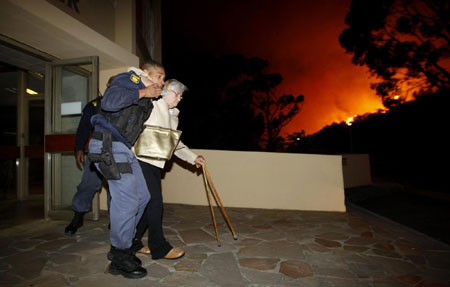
[100,150,346,212]
[162,149,346,212]
[341,154,372,188]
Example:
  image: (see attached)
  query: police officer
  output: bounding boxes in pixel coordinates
[88,60,164,279]
[65,77,114,236]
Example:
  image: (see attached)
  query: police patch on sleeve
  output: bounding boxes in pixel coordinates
[130,74,140,84]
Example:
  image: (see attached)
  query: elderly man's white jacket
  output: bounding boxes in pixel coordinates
[133,98,198,168]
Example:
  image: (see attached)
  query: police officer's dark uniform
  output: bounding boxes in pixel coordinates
[65,98,103,236]
[88,71,153,279]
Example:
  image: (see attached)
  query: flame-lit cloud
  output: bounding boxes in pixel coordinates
[162,0,385,135]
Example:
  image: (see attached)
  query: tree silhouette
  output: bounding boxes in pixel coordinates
[339,0,450,107]
[244,73,304,151]
[163,53,304,151]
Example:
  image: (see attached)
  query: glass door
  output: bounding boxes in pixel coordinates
[44,56,99,220]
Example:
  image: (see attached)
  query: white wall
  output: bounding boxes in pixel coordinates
[101,150,346,212]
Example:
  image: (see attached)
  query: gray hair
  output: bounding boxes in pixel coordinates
[161,79,188,96]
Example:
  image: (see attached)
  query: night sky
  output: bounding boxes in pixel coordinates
[161,0,385,135]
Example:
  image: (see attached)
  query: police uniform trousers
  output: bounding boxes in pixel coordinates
[134,160,172,259]
[71,157,103,213]
[89,138,150,249]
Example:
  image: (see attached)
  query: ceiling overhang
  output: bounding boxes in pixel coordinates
[0,0,138,70]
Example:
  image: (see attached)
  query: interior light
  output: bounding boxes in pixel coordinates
[26,88,38,95]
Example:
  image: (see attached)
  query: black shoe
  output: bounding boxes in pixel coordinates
[108,245,142,266]
[64,212,85,236]
[108,247,147,279]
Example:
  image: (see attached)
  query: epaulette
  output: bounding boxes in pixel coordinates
[130,73,140,84]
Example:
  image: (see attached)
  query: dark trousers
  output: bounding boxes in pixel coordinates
[135,160,172,259]
[72,157,103,213]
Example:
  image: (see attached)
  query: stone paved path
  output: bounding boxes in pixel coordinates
[1,203,449,286]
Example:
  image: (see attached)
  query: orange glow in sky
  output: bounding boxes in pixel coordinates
[163,0,389,135]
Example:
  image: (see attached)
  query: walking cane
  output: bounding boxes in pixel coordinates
[197,163,238,246]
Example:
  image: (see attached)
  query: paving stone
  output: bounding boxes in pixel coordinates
[394,239,424,255]
[397,274,422,284]
[0,246,17,258]
[184,243,215,254]
[163,272,210,287]
[343,245,369,253]
[0,272,21,286]
[14,274,69,287]
[347,219,371,231]
[35,238,77,251]
[314,267,358,278]
[345,236,381,246]
[175,259,202,271]
[199,252,245,287]
[318,277,372,287]
[423,251,450,270]
[44,253,107,277]
[415,279,450,287]
[372,276,410,287]
[59,241,109,256]
[9,256,48,280]
[248,230,286,241]
[305,243,331,253]
[179,229,216,244]
[0,260,10,272]
[316,232,349,241]
[405,254,427,266]
[146,263,170,278]
[233,238,262,246]
[70,273,138,287]
[364,255,419,276]
[241,268,283,284]
[304,253,348,269]
[344,254,373,264]
[315,238,341,248]
[238,241,306,260]
[12,239,43,250]
[280,276,321,287]
[279,260,313,278]
[374,242,396,251]
[347,262,386,278]
[187,252,207,260]
[360,231,373,238]
[31,232,65,241]
[239,257,279,270]
[253,224,272,229]
[369,248,402,258]
[48,253,82,265]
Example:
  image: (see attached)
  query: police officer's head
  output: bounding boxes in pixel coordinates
[141,60,165,89]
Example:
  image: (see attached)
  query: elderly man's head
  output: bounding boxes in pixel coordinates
[161,79,188,109]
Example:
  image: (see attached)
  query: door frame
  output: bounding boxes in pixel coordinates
[44,56,99,220]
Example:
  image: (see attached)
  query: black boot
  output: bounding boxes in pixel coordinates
[64,211,85,236]
[107,245,142,266]
[108,247,147,279]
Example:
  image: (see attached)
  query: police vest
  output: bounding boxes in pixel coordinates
[101,98,153,146]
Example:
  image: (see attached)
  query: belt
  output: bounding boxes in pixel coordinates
[92,131,119,142]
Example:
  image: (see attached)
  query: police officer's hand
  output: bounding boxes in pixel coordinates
[139,84,162,99]
[76,150,85,168]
